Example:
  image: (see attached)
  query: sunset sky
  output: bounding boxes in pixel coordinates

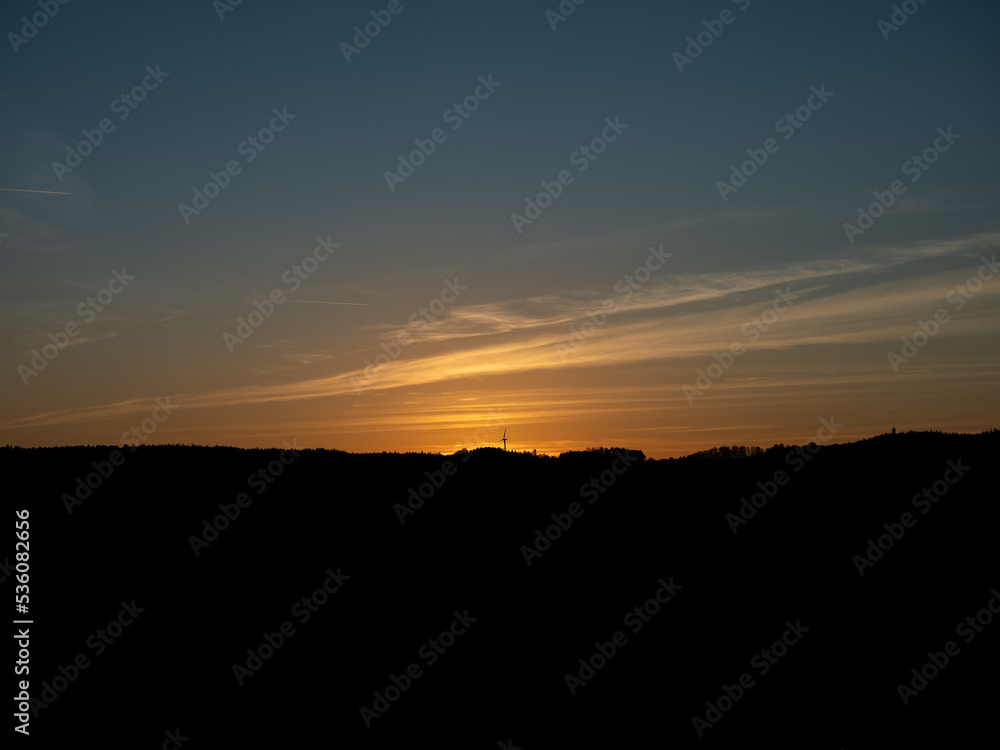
[2,0,998,458]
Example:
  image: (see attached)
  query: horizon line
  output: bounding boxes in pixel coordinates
[3,427,996,460]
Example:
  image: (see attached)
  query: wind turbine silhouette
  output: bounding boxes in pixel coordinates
[501,429,508,452]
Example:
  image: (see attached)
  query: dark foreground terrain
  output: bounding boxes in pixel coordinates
[4,429,998,747]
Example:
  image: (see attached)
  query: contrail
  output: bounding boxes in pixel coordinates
[272,299,367,305]
[291,300,367,305]
[0,187,72,195]
[144,291,367,305]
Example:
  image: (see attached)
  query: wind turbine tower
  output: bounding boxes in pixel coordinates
[501,429,508,451]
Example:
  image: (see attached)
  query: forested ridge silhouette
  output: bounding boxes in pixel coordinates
[5,428,997,746]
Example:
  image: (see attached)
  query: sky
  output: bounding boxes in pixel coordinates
[1,0,998,458]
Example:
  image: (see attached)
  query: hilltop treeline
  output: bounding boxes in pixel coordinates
[3,429,997,747]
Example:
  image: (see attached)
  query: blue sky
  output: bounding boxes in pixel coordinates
[2,0,998,456]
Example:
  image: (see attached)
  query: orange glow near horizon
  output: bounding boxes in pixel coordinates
[3,236,998,458]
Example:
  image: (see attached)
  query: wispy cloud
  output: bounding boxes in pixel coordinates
[7,233,996,431]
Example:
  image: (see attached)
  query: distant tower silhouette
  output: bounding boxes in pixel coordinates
[501,429,508,451]
[892,427,896,435]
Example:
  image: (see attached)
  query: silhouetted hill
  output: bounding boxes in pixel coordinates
[4,429,998,747]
